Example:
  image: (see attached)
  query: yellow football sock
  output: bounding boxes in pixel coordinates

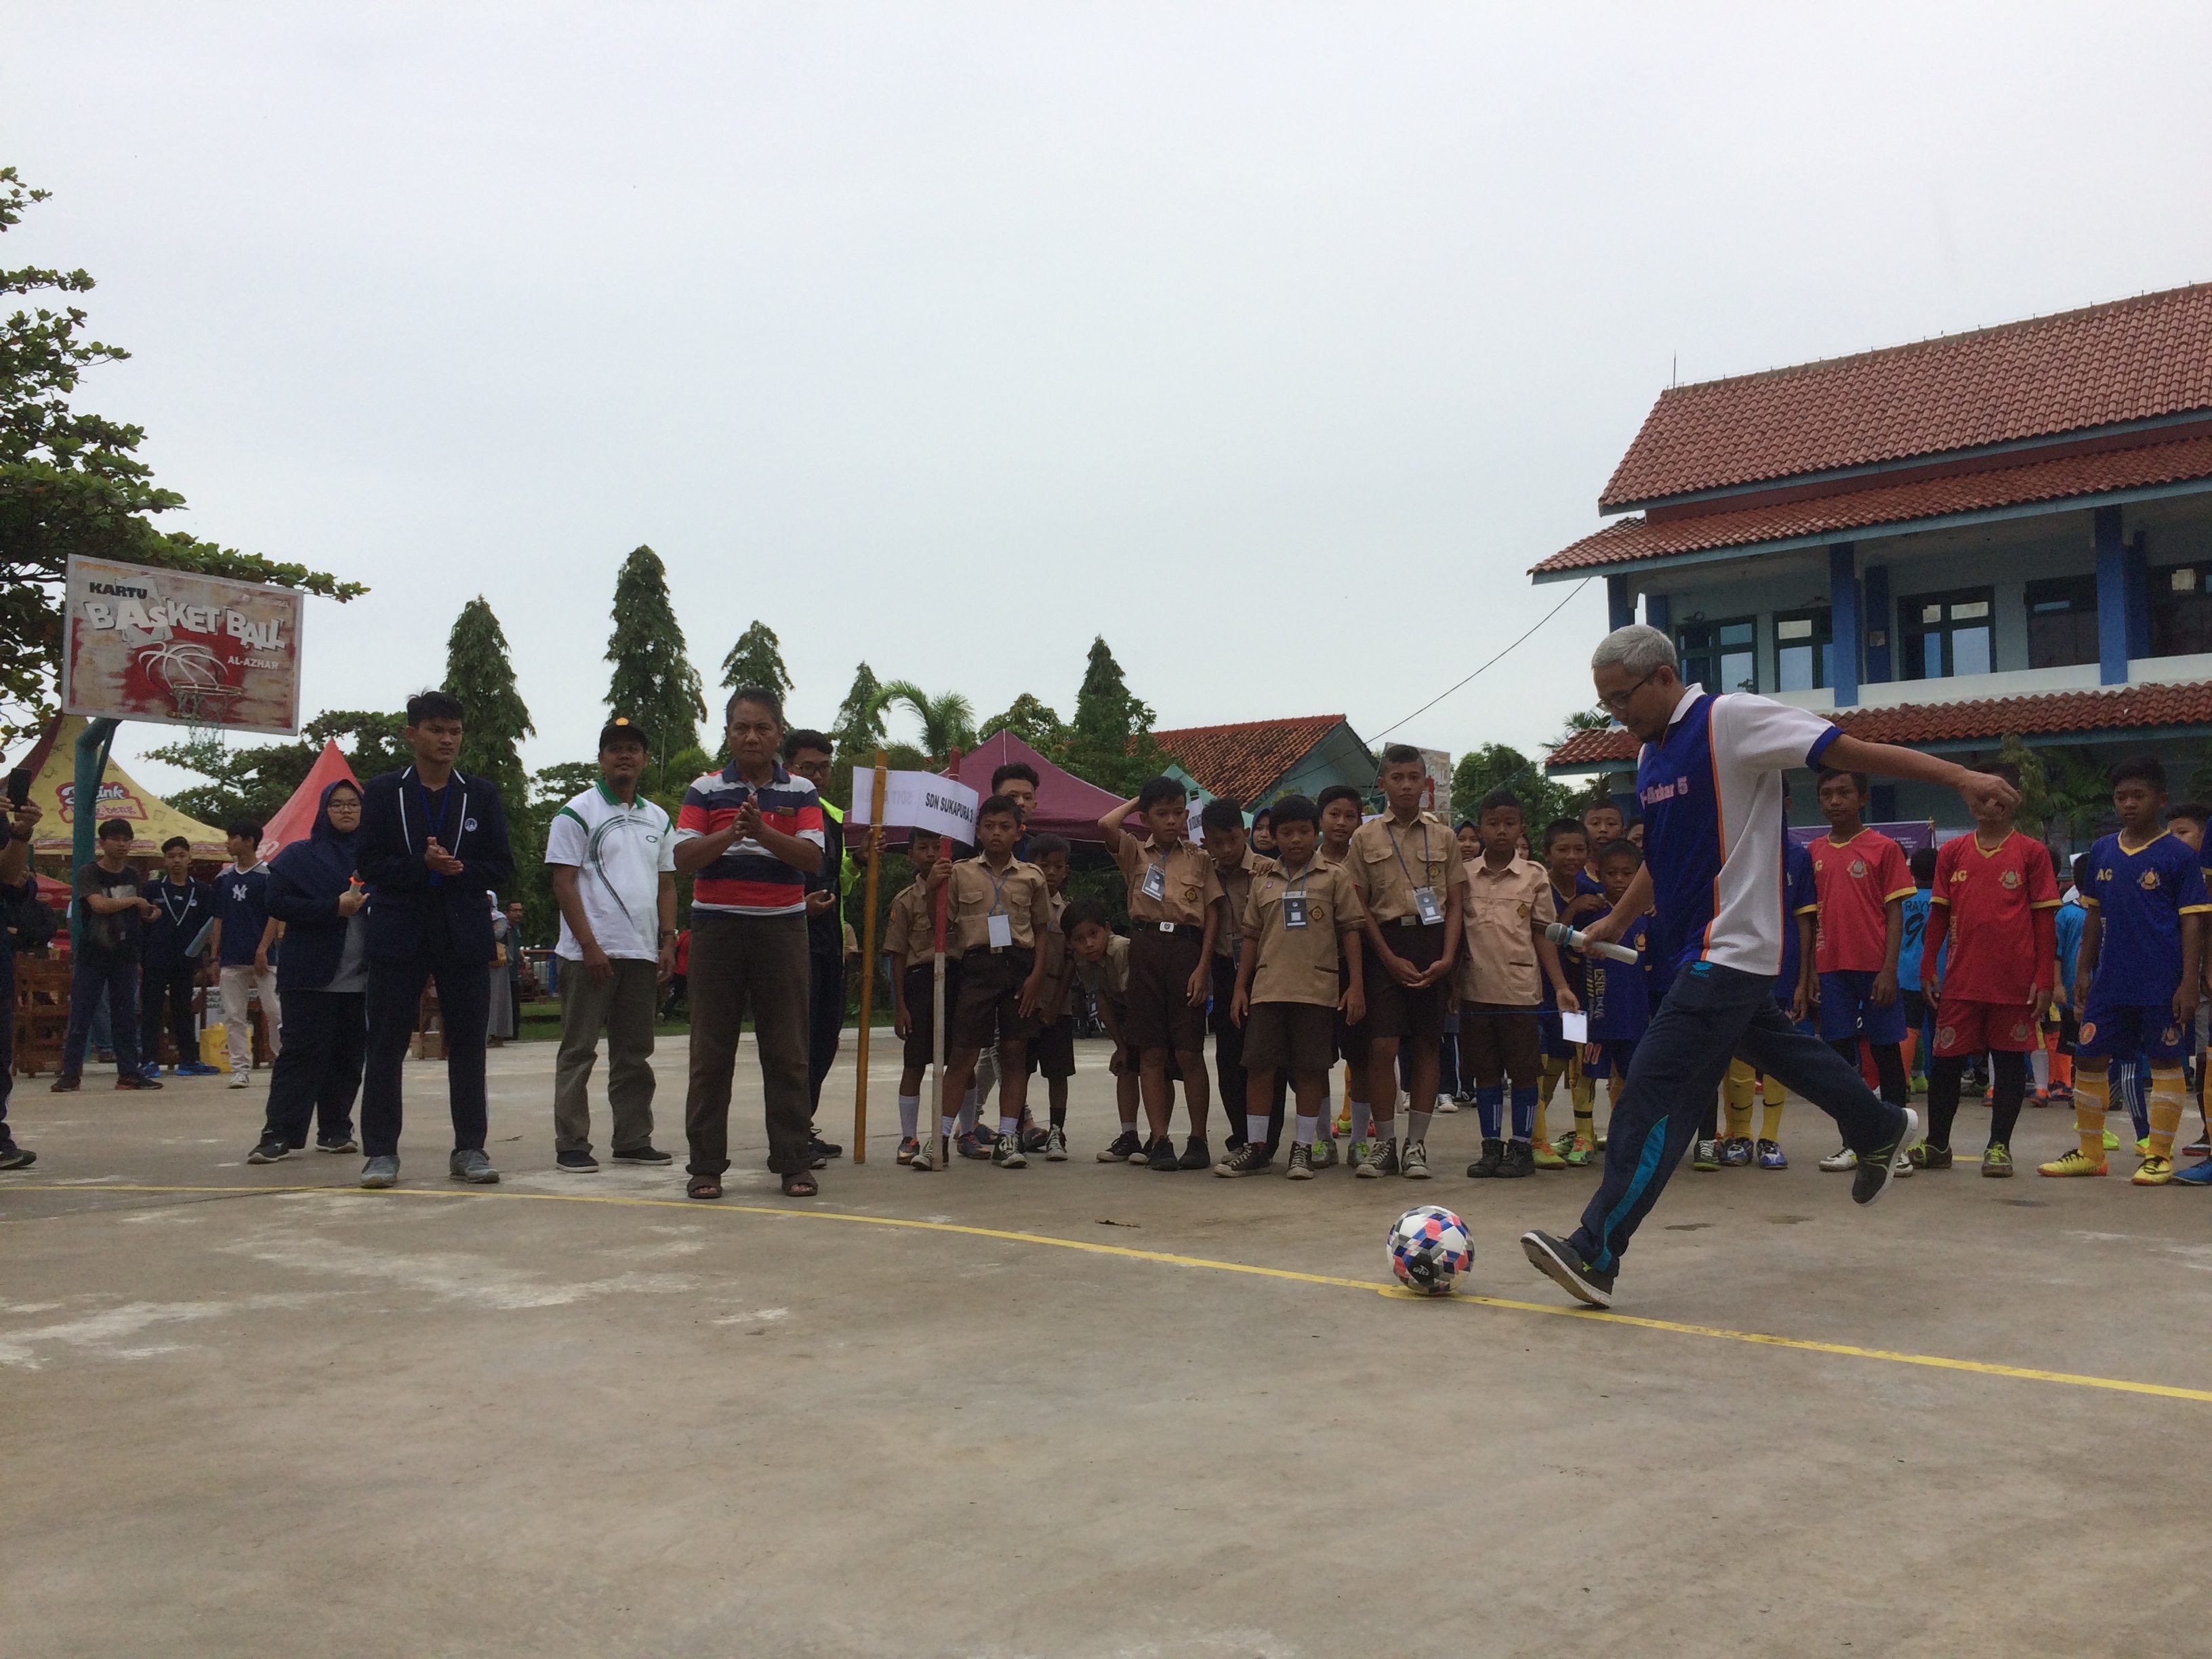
[1572,1068,1596,1128]
[1723,1058,1755,1139]
[2148,1063,2187,1158]
[2074,1072,2110,1160]
[1761,1073,1786,1142]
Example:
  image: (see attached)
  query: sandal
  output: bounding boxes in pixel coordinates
[780,1172,819,1197]
[687,1174,722,1201]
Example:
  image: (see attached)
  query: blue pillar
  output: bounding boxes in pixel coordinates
[1607,575,1635,632]
[1862,563,1891,684]
[2095,506,2129,684]
[1645,592,1670,633]
[1829,543,1860,708]
[2125,531,2151,660]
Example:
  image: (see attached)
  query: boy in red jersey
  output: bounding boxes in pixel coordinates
[1809,769,1917,1172]
[1914,762,2058,1175]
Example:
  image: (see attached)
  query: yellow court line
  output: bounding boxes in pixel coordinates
[22,1181,2212,1406]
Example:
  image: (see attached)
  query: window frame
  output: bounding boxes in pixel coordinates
[1772,606,1835,692]
[1675,614,1759,696]
[2022,574,2100,671]
[1898,585,1997,681]
[2151,561,2212,659]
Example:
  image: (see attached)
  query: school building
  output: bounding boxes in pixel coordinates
[1151,715,1378,811]
[1535,280,2212,838]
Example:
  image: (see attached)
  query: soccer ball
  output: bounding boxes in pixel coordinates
[1387,1205,1471,1296]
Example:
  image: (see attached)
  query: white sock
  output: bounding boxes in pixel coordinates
[1351,1100,1372,1141]
[1246,1113,1269,1145]
[1294,1113,1319,1147]
[998,1114,1019,1137]
[939,1114,958,1140]
[2030,1047,2050,1089]
[1408,1109,1432,1146]
[898,1094,919,1137]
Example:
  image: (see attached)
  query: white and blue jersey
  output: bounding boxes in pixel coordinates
[1635,686,1841,979]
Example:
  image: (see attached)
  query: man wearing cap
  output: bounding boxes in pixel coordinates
[544,718,678,1172]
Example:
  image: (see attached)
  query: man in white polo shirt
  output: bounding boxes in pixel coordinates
[546,718,678,1172]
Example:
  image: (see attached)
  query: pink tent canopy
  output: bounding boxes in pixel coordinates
[867,731,1120,846]
[259,740,363,859]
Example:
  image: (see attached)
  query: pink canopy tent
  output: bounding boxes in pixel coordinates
[943,732,1127,844]
[258,740,363,859]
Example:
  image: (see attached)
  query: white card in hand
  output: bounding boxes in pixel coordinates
[1558,1010,1589,1044]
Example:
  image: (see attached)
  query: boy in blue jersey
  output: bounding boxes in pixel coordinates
[2050,855,2088,1106]
[1898,846,1935,1094]
[1535,819,1599,1170]
[1582,840,1651,1097]
[1721,827,1819,1169]
[2043,758,2209,1183]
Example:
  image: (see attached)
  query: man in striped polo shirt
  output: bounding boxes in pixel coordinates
[674,687,827,1199]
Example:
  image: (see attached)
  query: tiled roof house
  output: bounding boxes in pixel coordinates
[1150,715,1375,808]
[1536,281,2212,823]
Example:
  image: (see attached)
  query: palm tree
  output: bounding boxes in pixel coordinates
[877,680,977,760]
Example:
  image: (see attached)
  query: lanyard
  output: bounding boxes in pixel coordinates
[1279,858,1315,899]
[156,880,194,927]
[1388,817,1431,892]
[983,860,1014,915]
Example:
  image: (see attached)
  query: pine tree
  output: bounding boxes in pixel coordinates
[720,621,793,702]
[980,693,1067,754]
[443,596,535,813]
[605,545,706,790]
[830,661,888,758]
[1065,636,1158,796]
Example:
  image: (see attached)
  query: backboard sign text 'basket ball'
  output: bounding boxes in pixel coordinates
[60,556,306,737]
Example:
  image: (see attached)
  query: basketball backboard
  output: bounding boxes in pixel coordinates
[59,556,306,737]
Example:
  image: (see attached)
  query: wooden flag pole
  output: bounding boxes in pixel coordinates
[930,744,963,1162]
[851,751,890,1164]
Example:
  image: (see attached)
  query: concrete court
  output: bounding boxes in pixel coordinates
[3,1033,2209,1659]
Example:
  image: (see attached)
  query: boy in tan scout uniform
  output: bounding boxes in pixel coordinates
[1314,782,1370,1165]
[1023,833,1076,1160]
[884,827,961,1165]
[1348,745,1467,1179]
[1222,794,1366,1178]
[1201,798,1271,1160]
[1458,787,1579,1179]
[912,796,1052,1172]
[1099,777,1223,1172]
[1066,901,1148,1162]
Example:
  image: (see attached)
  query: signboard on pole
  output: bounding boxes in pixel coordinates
[845,770,980,844]
[60,556,306,736]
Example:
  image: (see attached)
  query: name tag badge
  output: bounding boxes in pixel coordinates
[986,912,1014,949]
[1283,894,1309,930]
[1414,885,1443,926]
[1139,863,1167,903]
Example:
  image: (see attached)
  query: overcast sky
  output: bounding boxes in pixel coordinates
[7,3,2211,796]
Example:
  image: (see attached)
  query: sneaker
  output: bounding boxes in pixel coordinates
[1177,1137,1212,1172]
[1499,1139,1536,1179]
[1467,1138,1504,1178]
[2133,1153,2175,1186]
[2135,1136,2150,1158]
[1561,1134,1596,1168]
[1521,1229,1615,1309]
[1693,1139,1721,1172]
[1400,1140,1431,1179]
[1347,1140,1370,1174]
[115,1073,163,1091]
[1908,1073,1929,1097]
[2173,1159,2212,1185]
[360,1155,399,1189]
[1098,1130,1143,1163]
[2102,1128,2121,1151]
[2047,1084,2072,1104]
[2038,1148,2108,1177]
[449,1149,500,1184]
[227,1072,251,1090]
[808,1134,844,1161]
[2184,1138,2210,1157]
[1020,1124,1050,1155]
[1286,1143,1317,1179]
[1531,1137,1567,1171]
[992,1134,1027,1169]
[2032,1088,2051,1105]
[1851,1108,1918,1206]
[556,1150,600,1173]
[1907,1143,1954,1170]
[1435,1097,1459,1113]
[139,1062,161,1082]
[1755,1139,1788,1170]
[1043,1125,1068,1161]
[1357,1139,1398,1180]
[1593,1126,1608,1151]
[0,1145,35,1170]
[1311,1135,1339,1170]
[910,1136,941,1171]
[316,1135,360,1154]
[1819,1146,1858,1172]
[1982,1145,2014,1177]
[956,1129,995,1162]
[1214,1143,1271,1177]
[897,1136,921,1165]
[176,1061,221,1077]
[609,1145,674,1164]
[1147,1137,1180,1172]
[1719,1136,1754,1167]
[246,1139,289,1164]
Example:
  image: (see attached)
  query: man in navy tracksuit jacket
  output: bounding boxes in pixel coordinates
[355,691,515,1187]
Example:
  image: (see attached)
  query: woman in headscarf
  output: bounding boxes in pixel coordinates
[487,896,516,1044]
[248,780,370,1163]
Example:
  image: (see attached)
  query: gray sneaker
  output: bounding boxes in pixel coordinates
[449,1149,500,1184]
[1400,1139,1432,1179]
[360,1155,400,1189]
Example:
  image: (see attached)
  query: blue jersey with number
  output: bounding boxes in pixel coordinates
[2083,830,2211,1006]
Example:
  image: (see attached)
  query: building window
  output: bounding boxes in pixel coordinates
[1900,587,1994,680]
[1677,616,1757,694]
[1774,608,1833,691]
[2024,575,2100,670]
[2152,562,2212,657]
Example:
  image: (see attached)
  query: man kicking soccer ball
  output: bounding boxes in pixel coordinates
[1520,626,2017,1309]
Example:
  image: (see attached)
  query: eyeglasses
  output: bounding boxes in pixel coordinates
[1598,668,1659,714]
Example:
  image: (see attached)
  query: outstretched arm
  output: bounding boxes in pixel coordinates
[1820,734,2018,818]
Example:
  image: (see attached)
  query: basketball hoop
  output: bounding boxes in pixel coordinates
[139,641,243,747]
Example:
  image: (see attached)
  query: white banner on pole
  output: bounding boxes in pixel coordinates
[845,771,979,844]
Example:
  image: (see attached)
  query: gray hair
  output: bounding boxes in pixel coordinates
[1591,623,1677,678]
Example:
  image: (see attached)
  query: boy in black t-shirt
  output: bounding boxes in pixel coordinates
[56,819,162,1091]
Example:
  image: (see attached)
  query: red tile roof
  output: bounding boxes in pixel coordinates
[1533,434,2212,576]
[1150,714,1350,803]
[1544,682,2212,770]
[1601,282,2212,510]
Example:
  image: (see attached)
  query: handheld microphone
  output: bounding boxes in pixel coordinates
[1544,921,1639,964]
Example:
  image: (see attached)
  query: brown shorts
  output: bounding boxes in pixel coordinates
[1243,1001,1336,1073]
[951,948,1037,1050]
[1458,1002,1542,1089]
[899,960,963,1070]
[1124,926,1208,1053]
[1028,1015,1076,1080]
[1361,923,1450,1044]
